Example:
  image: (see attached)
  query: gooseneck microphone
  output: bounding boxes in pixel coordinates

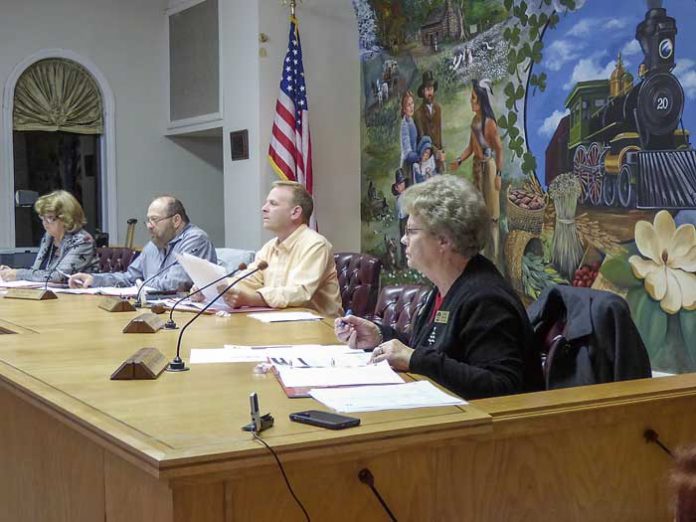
[133,262,179,308]
[163,262,247,329]
[43,267,57,292]
[42,262,66,296]
[167,261,268,372]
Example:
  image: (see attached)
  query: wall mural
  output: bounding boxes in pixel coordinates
[354,0,696,373]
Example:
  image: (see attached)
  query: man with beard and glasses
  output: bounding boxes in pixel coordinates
[69,196,216,291]
[414,70,446,173]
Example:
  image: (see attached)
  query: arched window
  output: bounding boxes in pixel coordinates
[12,58,104,247]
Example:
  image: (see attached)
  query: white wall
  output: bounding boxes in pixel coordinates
[221,0,361,252]
[0,0,225,248]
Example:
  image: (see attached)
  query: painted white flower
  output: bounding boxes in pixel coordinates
[629,210,696,314]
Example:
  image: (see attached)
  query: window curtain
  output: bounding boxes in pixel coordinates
[13,59,103,135]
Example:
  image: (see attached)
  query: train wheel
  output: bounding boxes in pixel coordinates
[602,176,617,206]
[573,145,590,203]
[587,143,603,205]
[618,164,633,208]
[589,180,602,205]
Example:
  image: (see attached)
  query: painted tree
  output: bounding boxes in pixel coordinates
[353,0,380,55]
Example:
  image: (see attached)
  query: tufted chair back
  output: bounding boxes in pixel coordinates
[333,252,382,318]
[369,284,432,345]
[96,247,139,273]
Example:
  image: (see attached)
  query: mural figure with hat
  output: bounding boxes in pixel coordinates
[414,71,446,173]
[450,79,503,265]
[391,167,408,266]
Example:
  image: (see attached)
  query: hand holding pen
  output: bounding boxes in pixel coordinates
[333,309,384,351]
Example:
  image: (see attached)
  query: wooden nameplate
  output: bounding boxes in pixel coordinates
[4,288,57,301]
[122,312,164,333]
[99,296,136,312]
[110,347,167,380]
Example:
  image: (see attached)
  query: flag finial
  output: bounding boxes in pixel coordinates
[281,0,301,18]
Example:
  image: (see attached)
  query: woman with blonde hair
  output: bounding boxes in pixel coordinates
[0,190,98,283]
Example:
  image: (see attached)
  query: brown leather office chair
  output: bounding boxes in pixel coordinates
[96,247,138,273]
[333,252,382,318]
[369,284,432,344]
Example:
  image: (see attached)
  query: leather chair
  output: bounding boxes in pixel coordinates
[333,252,382,318]
[96,247,138,273]
[369,284,432,345]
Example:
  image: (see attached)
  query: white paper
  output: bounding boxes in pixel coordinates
[189,344,363,366]
[156,297,231,313]
[176,253,227,301]
[0,280,43,288]
[247,311,323,323]
[190,347,267,364]
[268,351,372,368]
[52,285,148,297]
[276,361,403,388]
[309,380,467,413]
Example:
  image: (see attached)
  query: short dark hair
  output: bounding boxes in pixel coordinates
[156,196,190,223]
[272,181,314,224]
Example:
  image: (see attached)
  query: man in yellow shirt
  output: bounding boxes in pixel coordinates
[221,180,343,318]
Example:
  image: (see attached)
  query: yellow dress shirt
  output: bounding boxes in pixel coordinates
[237,224,343,318]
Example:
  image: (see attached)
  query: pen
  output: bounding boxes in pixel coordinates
[340,308,353,326]
[55,268,71,279]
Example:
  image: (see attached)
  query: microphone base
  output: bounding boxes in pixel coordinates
[166,358,189,372]
[163,320,178,330]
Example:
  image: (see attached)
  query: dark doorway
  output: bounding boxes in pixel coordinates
[13,131,102,247]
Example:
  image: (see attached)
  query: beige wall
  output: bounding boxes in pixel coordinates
[222,0,361,252]
[0,0,225,248]
[0,0,360,252]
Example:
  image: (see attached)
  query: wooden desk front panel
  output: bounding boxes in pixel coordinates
[1,294,695,521]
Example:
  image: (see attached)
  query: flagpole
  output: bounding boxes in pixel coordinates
[282,0,299,18]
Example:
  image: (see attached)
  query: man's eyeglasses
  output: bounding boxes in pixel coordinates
[145,215,174,226]
[40,215,58,224]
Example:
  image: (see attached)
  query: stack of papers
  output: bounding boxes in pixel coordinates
[248,311,323,323]
[52,285,147,297]
[0,280,43,288]
[275,361,403,387]
[309,381,467,413]
[189,344,362,365]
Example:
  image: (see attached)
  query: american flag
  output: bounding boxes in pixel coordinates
[268,16,313,199]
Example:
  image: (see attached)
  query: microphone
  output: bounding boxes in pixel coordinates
[41,264,65,297]
[43,267,56,292]
[133,262,179,308]
[167,260,268,372]
[163,262,247,329]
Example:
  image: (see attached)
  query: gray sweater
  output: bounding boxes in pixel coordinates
[16,229,98,283]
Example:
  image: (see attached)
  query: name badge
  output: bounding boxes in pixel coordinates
[434,311,449,324]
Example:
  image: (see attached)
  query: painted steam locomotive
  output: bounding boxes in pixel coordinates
[551,1,696,209]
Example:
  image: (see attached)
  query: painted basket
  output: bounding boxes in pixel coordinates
[506,186,546,235]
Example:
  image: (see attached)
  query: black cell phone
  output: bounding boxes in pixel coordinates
[289,410,360,430]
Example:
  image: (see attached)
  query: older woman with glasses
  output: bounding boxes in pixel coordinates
[335,175,544,399]
[0,190,97,283]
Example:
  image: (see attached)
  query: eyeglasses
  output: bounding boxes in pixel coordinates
[40,215,58,224]
[404,227,424,237]
[145,215,174,226]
